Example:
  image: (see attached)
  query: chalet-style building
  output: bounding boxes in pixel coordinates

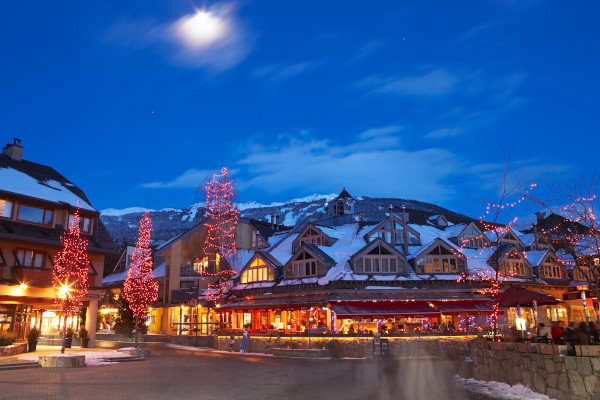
[110,187,596,336]
[0,138,118,345]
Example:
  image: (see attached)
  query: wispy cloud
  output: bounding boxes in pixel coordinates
[104,2,253,72]
[425,127,463,139]
[352,40,386,61]
[253,60,327,82]
[357,69,459,96]
[140,168,211,189]
[234,132,463,203]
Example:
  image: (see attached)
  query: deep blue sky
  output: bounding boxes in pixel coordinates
[1,1,598,215]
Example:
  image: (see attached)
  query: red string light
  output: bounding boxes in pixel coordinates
[202,167,238,303]
[123,211,159,324]
[52,206,89,316]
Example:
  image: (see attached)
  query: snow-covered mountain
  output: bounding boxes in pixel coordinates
[100,193,474,248]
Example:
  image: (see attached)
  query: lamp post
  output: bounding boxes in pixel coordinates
[577,285,590,325]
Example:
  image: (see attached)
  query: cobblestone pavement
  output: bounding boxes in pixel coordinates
[0,344,496,400]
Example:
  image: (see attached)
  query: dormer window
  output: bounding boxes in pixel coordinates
[17,204,53,226]
[300,228,327,246]
[542,264,563,279]
[292,224,333,253]
[351,238,407,275]
[500,256,531,277]
[69,214,93,233]
[461,227,486,248]
[240,258,274,283]
[354,244,404,274]
[0,199,13,218]
[366,219,420,246]
[291,251,317,278]
[416,243,465,274]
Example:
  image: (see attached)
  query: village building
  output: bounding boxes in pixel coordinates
[0,138,118,345]
[108,188,596,337]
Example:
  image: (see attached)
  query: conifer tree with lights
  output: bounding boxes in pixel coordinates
[52,208,90,353]
[123,211,158,348]
[201,167,238,309]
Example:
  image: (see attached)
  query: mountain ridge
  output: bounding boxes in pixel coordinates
[99,193,478,248]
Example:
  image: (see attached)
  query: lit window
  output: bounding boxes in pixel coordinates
[193,257,208,274]
[17,204,53,225]
[0,199,13,218]
[241,258,275,283]
[416,244,464,273]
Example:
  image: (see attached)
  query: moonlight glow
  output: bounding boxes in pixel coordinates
[175,10,229,49]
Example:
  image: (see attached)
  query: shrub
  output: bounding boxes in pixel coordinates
[27,328,41,343]
[65,328,74,339]
[0,332,17,347]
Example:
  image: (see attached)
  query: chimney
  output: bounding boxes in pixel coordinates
[388,205,394,217]
[270,215,275,229]
[401,205,409,255]
[275,215,280,231]
[3,138,23,162]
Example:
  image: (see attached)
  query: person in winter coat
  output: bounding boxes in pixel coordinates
[564,322,577,355]
[572,322,590,346]
[537,323,552,342]
[551,321,564,344]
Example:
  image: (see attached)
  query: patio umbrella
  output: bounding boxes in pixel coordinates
[495,286,561,308]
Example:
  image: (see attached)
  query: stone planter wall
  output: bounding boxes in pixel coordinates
[170,335,217,348]
[95,334,173,343]
[214,335,474,358]
[0,343,28,357]
[468,347,600,400]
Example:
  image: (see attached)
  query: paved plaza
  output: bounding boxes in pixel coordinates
[0,343,499,400]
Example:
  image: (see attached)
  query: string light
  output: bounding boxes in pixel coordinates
[123,211,159,324]
[202,167,238,304]
[52,205,89,317]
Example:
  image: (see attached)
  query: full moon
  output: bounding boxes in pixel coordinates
[175,10,229,49]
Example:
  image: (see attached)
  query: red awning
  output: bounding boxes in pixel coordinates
[495,287,561,307]
[331,301,440,319]
[430,300,504,315]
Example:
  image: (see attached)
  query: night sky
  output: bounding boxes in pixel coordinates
[1,1,598,214]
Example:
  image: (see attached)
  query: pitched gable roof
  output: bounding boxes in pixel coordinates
[0,154,95,211]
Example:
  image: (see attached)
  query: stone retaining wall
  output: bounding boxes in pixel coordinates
[468,347,600,400]
[0,343,28,357]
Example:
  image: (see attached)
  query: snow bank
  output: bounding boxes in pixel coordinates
[456,377,556,400]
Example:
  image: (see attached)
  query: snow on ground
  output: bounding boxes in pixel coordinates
[19,350,133,366]
[455,377,556,400]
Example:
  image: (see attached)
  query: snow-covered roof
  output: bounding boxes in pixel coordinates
[524,250,548,267]
[519,233,536,247]
[0,165,95,211]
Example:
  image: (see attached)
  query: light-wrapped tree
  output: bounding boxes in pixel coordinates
[53,208,89,353]
[123,211,159,348]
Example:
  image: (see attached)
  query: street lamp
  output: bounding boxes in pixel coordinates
[577,285,590,325]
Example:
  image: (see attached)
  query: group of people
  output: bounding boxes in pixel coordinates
[537,321,600,347]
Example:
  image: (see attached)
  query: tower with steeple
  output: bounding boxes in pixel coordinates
[325,187,355,216]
